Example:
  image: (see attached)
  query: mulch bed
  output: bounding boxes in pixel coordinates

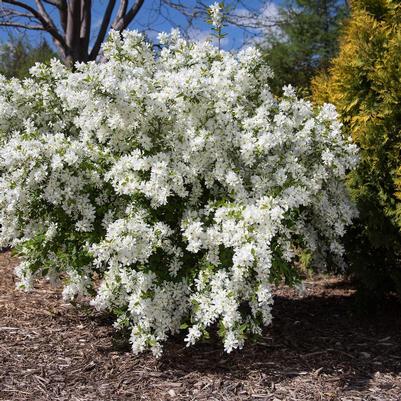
[1,252,401,401]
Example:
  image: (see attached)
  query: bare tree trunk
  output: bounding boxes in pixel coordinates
[65,0,81,66]
[80,0,91,60]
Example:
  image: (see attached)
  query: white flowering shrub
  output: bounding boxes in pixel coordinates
[0,29,358,356]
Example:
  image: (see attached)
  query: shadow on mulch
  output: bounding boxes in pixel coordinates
[1,251,401,401]
[157,292,401,386]
[89,278,401,397]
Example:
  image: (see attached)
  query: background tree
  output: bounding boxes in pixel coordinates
[0,0,148,66]
[313,0,401,302]
[0,35,56,78]
[260,0,348,96]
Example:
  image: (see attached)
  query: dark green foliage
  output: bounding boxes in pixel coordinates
[0,35,57,79]
[261,0,348,96]
[312,0,401,301]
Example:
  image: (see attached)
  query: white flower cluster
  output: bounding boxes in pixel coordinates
[0,29,358,356]
[209,2,224,29]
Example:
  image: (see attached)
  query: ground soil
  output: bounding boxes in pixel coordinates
[1,252,401,401]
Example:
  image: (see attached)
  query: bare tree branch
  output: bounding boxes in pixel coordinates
[0,21,45,30]
[0,9,35,19]
[89,0,116,61]
[160,0,279,29]
[1,0,67,48]
[36,0,68,58]
[160,0,204,22]
[113,0,145,31]
[113,0,128,26]
[35,0,58,31]
[42,0,63,8]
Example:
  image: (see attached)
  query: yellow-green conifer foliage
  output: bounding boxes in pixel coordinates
[313,0,401,298]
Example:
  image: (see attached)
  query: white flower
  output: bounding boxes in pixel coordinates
[15,262,34,291]
[45,222,58,242]
[183,221,205,253]
[209,2,223,29]
[185,325,202,346]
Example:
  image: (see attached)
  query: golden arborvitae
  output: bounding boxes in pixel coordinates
[312,0,401,298]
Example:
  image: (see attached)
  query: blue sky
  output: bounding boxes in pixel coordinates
[0,0,282,51]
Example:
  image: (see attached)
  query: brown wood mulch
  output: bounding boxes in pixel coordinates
[1,251,401,401]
